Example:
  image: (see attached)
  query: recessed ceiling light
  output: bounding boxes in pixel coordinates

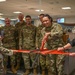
[0,0,6,2]
[0,18,5,20]
[11,19,17,20]
[13,11,22,14]
[62,7,71,9]
[35,9,44,12]
[0,13,3,15]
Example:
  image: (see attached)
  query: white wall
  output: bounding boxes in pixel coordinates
[65,17,75,23]
[34,19,42,27]
[54,17,75,23]
[0,19,17,26]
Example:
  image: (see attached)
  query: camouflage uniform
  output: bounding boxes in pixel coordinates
[0,53,4,75]
[0,47,14,74]
[0,47,13,71]
[0,39,13,75]
[0,38,4,72]
[36,24,46,71]
[0,41,4,73]
[0,47,13,56]
[36,24,44,48]
[62,29,69,44]
[15,21,26,49]
[40,23,65,75]
[1,25,16,66]
[0,35,13,55]
[19,25,37,69]
[15,21,26,64]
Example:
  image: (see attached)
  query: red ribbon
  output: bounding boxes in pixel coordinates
[13,49,73,56]
[12,34,74,56]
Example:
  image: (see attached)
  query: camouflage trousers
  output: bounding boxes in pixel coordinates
[15,53,22,63]
[22,52,38,69]
[40,54,65,75]
[40,54,46,70]
[3,46,16,66]
[3,54,16,66]
[0,54,4,68]
[16,45,22,65]
[0,54,6,75]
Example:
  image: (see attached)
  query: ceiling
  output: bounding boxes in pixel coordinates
[0,0,75,19]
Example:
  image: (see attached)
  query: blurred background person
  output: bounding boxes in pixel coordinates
[62,28,69,44]
[36,14,47,75]
[36,14,45,49]
[57,38,75,52]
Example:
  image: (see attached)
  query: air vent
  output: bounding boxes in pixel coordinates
[29,8,37,10]
[49,1,59,4]
[19,5,27,8]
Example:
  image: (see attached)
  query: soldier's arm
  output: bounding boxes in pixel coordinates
[14,27,17,42]
[57,39,75,51]
[35,27,39,48]
[57,43,71,51]
[19,29,23,49]
[0,47,13,56]
[0,27,4,39]
[50,24,63,37]
[70,39,75,47]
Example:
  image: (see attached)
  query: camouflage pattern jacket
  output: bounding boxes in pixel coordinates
[40,23,64,49]
[19,25,36,50]
[15,21,26,40]
[1,25,16,48]
[36,24,44,48]
[0,46,13,56]
[15,21,26,49]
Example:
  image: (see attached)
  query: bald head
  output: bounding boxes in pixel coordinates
[18,13,24,21]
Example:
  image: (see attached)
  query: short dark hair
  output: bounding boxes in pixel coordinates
[39,14,44,17]
[44,14,53,23]
[25,15,31,19]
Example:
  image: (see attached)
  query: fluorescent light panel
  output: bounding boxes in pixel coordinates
[0,18,5,20]
[11,19,17,20]
[0,0,6,2]
[13,11,22,14]
[35,9,44,12]
[0,13,3,15]
[62,7,71,9]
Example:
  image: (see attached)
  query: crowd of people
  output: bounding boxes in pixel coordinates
[0,13,74,75]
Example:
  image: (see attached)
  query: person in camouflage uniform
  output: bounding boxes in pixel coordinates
[36,14,47,75]
[0,35,14,74]
[19,15,37,75]
[36,14,45,48]
[39,14,65,75]
[1,18,17,74]
[15,13,26,49]
[0,47,14,75]
[15,13,26,70]
[62,29,69,44]
[0,35,14,56]
[0,47,14,55]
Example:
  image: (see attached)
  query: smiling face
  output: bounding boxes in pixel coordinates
[5,18,10,26]
[25,17,31,25]
[42,17,52,27]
